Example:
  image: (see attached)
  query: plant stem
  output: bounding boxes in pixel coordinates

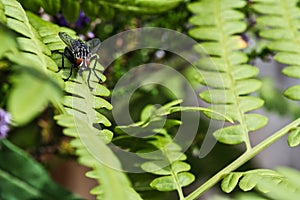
[185,117,300,200]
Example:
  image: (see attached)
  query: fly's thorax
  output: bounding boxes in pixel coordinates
[72,40,89,60]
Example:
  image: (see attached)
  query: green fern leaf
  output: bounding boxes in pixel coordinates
[150,172,195,192]
[139,130,195,194]
[188,0,267,147]
[287,127,300,147]
[26,10,141,199]
[96,0,184,13]
[0,0,6,23]
[54,74,141,199]
[253,0,300,100]
[61,0,80,23]
[118,102,195,198]
[221,169,285,194]
[1,0,62,125]
[221,172,243,193]
[0,140,81,200]
[40,0,60,15]
[222,168,300,199]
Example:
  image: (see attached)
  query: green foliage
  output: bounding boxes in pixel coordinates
[116,101,195,197]
[2,0,300,200]
[0,0,62,125]
[27,10,141,199]
[287,127,300,147]
[53,63,142,199]
[0,139,81,200]
[18,0,184,16]
[221,167,300,200]
[188,0,267,147]
[253,0,300,100]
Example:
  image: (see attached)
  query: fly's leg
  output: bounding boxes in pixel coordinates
[58,47,75,81]
[87,68,93,90]
[83,54,101,90]
[64,63,74,81]
[90,54,102,82]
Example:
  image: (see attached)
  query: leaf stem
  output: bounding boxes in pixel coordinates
[185,117,300,200]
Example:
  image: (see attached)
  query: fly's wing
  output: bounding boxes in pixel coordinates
[86,38,101,54]
[59,32,76,50]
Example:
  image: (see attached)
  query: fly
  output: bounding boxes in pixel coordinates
[57,32,102,89]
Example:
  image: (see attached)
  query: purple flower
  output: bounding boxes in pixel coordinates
[56,13,70,27]
[75,11,90,29]
[0,109,11,138]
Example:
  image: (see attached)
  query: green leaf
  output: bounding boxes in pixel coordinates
[245,114,268,132]
[287,128,300,147]
[198,71,231,88]
[282,66,300,79]
[238,96,264,113]
[200,90,235,104]
[97,0,183,13]
[140,104,157,122]
[257,167,300,200]
[284,85,300,100]
[239,173,258,191]
[0,140,81,200]
[0,0,6,23]
[276,167,300,189]
[8,68,62,125]
[221,172,243,193]
[274,52,300,66]
[40,0,60,15]
[232,65,259,80]
[236,79,262,95]
[141,161,191,175]
[82,0,99,18]
[61,0,80,23]
[0,24,17,58]
[213,125,244,145]
[150,172,195,191]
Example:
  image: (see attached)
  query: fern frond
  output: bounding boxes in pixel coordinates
[18,0,183,18]
[27,11,142,200]
[139,130,195,197]
[1,0,62,125]
[221,168,300,199]
[252,0,300,100]
[1,0,54,71]
[54,75,142,199]
[116,101,195,198]
[188,0,267,148]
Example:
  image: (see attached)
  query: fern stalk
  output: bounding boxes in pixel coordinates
[161,142,185,200]
[213,3,252,150]
[185,117,300,200]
